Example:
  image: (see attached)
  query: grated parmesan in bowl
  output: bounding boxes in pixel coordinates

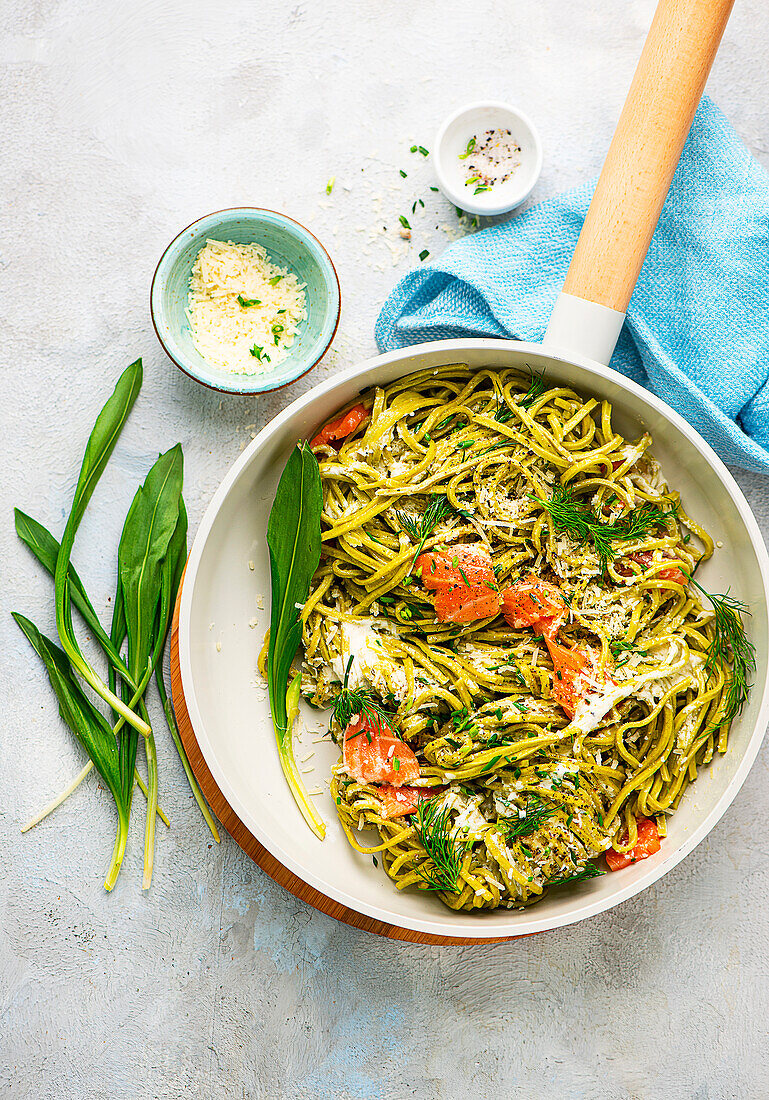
[187,239,307,376]
[151,207,340,394]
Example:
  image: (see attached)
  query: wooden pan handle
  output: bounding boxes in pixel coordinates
[563,0,735,313]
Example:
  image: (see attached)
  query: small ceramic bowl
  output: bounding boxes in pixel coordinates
[433,101,543,216]
[150,208,341,395]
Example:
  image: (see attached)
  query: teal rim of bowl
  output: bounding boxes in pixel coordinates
[150,207,341,395]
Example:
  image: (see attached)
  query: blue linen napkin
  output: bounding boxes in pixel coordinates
[375,98,769,475]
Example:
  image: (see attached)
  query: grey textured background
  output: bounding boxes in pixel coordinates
[2,2,769,1098]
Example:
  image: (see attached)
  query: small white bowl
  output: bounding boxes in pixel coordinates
[433,100,543,216]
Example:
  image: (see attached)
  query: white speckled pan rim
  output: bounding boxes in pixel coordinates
[179,338,769,939]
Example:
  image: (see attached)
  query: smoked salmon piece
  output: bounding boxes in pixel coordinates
[343,713,420,787]
[311,403,369,450]
[627,550,687,586]
[545,635,590,719]
[415,545,502,623]
[502,575,600,719]
[606,817,661,870]
[416,545,495,590]
[433,583,502,624]
[378,784,436,819]
[502,576,568,635]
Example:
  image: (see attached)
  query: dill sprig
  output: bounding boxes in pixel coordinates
[394,495,454,568]
[518,369,547,410]
[532,486,678,569]
[547,860,605,888]
[331,656,394,733]
[500,798,559,839]
[689,578,755,732]
[414,798,466,893]
[494,369,547,423]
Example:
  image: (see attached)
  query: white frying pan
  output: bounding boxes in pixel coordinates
[177,0,769,939]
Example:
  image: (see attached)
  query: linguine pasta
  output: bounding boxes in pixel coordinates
[298,364,732,911]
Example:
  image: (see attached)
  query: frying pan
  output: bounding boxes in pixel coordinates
[175,0,769,939]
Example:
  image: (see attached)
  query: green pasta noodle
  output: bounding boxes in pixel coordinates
[298,364,737,912]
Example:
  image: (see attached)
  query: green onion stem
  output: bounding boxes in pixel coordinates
[155,663,220,843]
[142,698,158,890]
[104,806,129,892]
[21,756,169,833]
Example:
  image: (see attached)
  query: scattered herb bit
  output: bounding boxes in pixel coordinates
[458,137,476,160]
[271,323,285,345]
[237,295,261,308]
[474,184,491,195]
[250,345,271,362]
[399,169,408,178]
[410,145,418,153]
[418,146,429,157]
[399,215,411,230]
[610,639,645,657]
[548,861,605,888]
[269,275,284,286]
[326,176,335,194]
[430,186,439,192]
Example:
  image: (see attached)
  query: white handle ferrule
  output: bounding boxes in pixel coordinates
[543,292,626,367]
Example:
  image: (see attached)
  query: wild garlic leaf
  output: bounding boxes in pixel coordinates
[118,444,184,683]
[13,613,130,888]
[266,442,325,839]
[15,508,129,678]
[53,360,149,737]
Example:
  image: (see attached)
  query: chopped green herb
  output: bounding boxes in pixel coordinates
[326,176,335,194]
[548,861,605,888]
[399,169,408,178]
[399,215,411,230]
[269,275,284,286]
[249,345,271,362]
[458,137,476,160]
[237,295,261,308]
